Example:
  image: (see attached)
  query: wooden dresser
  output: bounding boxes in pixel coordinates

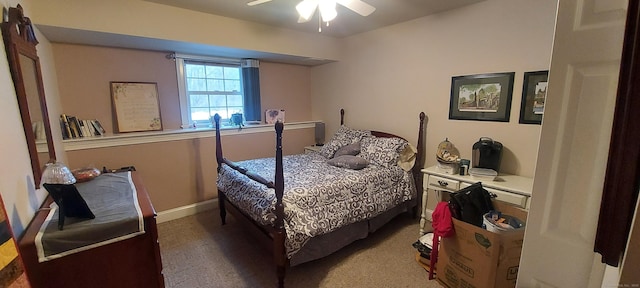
[18,171,164,288]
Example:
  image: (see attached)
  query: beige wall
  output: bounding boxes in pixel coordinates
[311,0,557,177]
[51,44,315,211]
[260,62,312,122]
[53,44,181,131]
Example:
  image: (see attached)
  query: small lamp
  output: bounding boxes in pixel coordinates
[41,161,95,230]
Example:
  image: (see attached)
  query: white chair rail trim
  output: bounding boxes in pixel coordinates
[44,121,318,152]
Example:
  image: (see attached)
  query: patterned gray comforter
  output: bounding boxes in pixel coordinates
[217,152,416,258]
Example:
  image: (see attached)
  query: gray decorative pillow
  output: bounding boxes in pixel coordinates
[326,155,369,170]
[360,137,408,168]
[332,141,361,158]
[319,125,371,159]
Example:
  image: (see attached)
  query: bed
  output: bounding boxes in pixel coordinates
[214,109,426,287]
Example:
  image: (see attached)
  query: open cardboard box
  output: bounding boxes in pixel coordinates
[437,201,528,288]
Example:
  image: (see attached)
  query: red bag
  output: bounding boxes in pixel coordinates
[432,201,455,238]
[429,201,455,280]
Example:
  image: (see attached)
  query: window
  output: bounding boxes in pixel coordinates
[185,62,242,126]
[175,54,261,128]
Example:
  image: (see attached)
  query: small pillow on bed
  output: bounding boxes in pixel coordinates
[360,136,409,168]
[327,155,369,170]
[319,125,371,159]
[332,141,361,158]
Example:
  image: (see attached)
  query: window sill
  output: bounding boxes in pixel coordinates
[59,121,319,151]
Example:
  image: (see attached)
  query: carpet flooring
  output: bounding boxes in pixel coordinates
[157,209,443,288]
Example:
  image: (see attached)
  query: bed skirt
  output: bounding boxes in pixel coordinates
[289,199,416,266]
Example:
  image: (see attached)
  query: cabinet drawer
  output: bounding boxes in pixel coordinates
[459,182,528,208]
[426,175,460,192]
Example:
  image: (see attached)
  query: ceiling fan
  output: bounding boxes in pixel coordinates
[247,0,376,24]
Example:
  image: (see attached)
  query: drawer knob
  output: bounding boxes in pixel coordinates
[437,180,448,187]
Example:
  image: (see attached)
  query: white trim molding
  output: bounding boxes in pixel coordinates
[55,121,318,152]
[156,198,218,224]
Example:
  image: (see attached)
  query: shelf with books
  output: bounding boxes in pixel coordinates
[60,121,318,152]
[60,114,106,139]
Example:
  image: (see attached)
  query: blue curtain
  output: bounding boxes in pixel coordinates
[242,59,261,122]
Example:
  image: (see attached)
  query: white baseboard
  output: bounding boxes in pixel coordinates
[156,199,218,224]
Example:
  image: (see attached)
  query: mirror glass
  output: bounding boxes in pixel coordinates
[20,54,51,169]
[2,5,56,187]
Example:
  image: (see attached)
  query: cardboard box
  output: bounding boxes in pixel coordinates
[437,201,527,288]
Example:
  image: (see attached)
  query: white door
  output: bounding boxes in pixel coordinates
[518,0,628,287]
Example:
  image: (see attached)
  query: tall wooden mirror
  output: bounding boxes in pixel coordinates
[2,5,56,187]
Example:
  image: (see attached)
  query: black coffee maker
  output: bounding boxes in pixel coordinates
[472,137,503,172]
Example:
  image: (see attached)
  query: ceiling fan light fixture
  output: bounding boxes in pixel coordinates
[296,0,317,21]
[319,0,337,22]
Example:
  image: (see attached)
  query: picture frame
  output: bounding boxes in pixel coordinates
[449,72,515,122]
[110,82,162,133]
[519,70,549,125]
[265,109,285,124]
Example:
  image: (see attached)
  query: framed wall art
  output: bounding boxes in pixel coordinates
[265,109,285,124]
[110,82,162,133]
[449,72,515,122]
[519,70,548,124]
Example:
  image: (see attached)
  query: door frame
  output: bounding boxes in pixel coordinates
[595,0,640,270]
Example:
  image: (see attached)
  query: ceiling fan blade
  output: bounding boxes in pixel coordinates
[247,0,272,6]
[337,0,376,16]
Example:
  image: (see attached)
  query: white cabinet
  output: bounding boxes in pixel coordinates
[420,166,533,235]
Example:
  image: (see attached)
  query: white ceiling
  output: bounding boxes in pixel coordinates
[143,0,486,38]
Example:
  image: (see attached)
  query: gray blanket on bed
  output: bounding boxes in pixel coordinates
[35,172,145,262]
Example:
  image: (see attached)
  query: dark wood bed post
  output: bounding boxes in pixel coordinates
[213,114,227,225]
[413,112,426,217]
[340,108,345,125]
[273,121,286,288]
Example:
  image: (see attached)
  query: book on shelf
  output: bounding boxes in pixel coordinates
[60,114,72,139]
[68,116,82,138]
[82,120,92,136]
[90,119,106,135]
[78,118,88,137]
[65,115,77,138]
[60,114,107,138]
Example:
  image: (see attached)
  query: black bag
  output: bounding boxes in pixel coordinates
[448,182,495,227]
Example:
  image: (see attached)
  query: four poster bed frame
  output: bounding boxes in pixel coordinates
[214,109,426,287]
